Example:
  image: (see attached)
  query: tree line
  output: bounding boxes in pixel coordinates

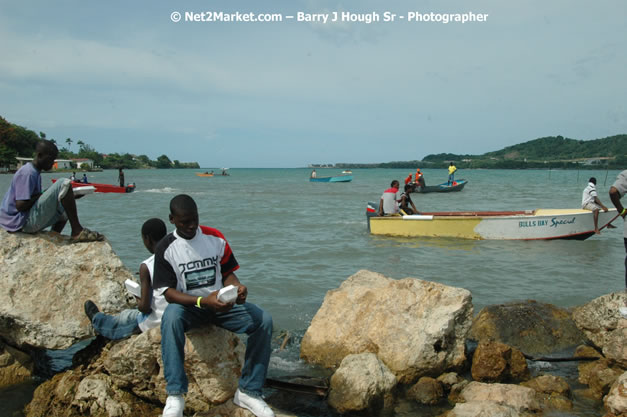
[0,115,199,170]
[335,134,627,170]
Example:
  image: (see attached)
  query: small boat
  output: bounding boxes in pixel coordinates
[196,172,214,177]
[366,202,618,240]
[310,175,353,183]
[414,179,468,193]
[52,179,136,193]
[342,170,352,174]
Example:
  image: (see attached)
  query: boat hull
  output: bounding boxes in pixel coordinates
[415,180,467,193]
[310,175,353,183]
[366,203,618,240]
[52,179,135,193]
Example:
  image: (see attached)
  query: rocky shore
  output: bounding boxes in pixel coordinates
[1,230,625,417]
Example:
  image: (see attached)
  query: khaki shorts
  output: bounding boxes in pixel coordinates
[22,179,70,233]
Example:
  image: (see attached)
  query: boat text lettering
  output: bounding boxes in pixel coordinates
[518,219,550,228]
[550,217,576,228]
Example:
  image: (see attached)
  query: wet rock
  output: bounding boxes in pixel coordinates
[470,300,585,355]
[0,230,133,350]
[407,376,444,405]
[300,270,473,384]
[327,352,397,414]
[572,292,627,368]
[471,341,529,383]
[0,340,33,388]
[575,346,623,400]
[575,344,604,385]
[521,375,572,410]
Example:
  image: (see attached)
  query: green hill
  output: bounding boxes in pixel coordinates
[336,134,627,169]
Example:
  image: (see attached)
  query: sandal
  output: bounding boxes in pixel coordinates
[72,228,105,243]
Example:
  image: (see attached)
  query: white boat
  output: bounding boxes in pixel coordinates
[366,202,618,240]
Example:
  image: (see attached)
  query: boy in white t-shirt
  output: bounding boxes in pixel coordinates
[84,218,168,338]
[153,194,274,417]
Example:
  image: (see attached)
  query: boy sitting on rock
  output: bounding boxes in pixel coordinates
[84,218,168,338]
[153,194,274,417]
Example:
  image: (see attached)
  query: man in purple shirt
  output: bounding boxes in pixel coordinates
[0,140,103,242]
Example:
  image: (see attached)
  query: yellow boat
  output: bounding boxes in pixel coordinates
[196,172,214,177]
[366,202,618,241]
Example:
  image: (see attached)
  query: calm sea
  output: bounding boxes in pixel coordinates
[1,167,624,416]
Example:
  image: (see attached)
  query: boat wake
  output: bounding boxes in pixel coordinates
[141,187,179,193]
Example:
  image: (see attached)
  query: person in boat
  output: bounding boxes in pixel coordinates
[448,163,457,185]
[400,183,419,215]
[81,173,89,184]
[153,194,274,417]
[118,167,125,187]
[310,169,317,178]
[0,140,104,242]
[416,170,426,189]
[378,180,401,216]
[85,218,168,339]
[70,172,76,181]
[609,170,627,289]
[404,173,413,185]
[582,177,609,234]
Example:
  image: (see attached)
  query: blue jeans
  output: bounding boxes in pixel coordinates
[448,173,455,184]
[160,302,273,396]
[92,309,142,340]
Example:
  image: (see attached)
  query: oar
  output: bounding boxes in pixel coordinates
[600,212,621,231]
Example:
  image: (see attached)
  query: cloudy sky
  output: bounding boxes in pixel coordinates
[1,0,625,167]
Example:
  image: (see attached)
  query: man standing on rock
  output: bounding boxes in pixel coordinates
[0,140,103,242]
[153,194,274,417]
[609,170,627,291]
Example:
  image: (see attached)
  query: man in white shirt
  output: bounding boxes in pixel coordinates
[582,177,608,234]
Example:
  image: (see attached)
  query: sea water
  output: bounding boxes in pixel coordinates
[0,168,623,416]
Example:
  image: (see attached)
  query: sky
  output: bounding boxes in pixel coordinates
[1,1,626,167]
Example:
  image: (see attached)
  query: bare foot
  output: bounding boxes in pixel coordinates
[595,230,601,235]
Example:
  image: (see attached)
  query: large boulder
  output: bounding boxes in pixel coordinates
[300,270,473,384]
[572,292,627,368]
[604,371,627,417]
[470,300,585,355]
[327,353,397,414]
[0,231,132,349]
[26,326,247,417]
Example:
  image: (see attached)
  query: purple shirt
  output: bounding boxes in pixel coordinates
[0,163,41,231]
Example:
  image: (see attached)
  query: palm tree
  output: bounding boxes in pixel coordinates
[77,140,85,153]
[65,138,73,152]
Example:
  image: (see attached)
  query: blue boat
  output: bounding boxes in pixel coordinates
[310,175,353,183]
[414,179,468,193]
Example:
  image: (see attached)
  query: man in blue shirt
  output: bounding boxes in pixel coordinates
[0,140,103,242]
